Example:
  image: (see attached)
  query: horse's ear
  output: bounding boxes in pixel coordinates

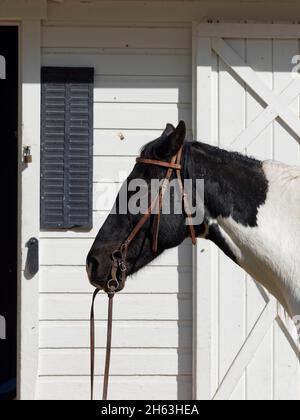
[161,123,176,138]
[158,121,186,158]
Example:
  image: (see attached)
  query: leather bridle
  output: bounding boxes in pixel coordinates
[90,145,196,400]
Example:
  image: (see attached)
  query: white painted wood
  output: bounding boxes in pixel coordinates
[192,27,215,400]
[39,294,192,321]
[39,266,192,294]
[42,50,191,77]
[274,318,300,400]
[39,320,192,349]
[42,26,191,49]
[93,156,135,182]
[39,348,192,376]
[231,80,300,152]
[198,23,300,39]
[93,128,193,157]
[40,211,108,239]
[93,129,167,156]
[273,39,300,165]
[245,39,273,161]
[93,182,122,211]
[212,37,300,142]
[19,19,41,401]
[213,300,277,401]
[36,376,192,401]
[45,0,300,24]
[0,0,46,19]
[93,76,192,104]
[217,41,247,398]
[194,23,300,401]
[93,103,192,130]
[243,39,274,400]
[246,328,273,400]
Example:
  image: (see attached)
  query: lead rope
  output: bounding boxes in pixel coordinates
[102,292,115,401]
[90,288,116,401]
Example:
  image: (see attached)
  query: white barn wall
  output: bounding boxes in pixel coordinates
[194,25,300,400]
[2,0,298,401]
[38,14,193,400]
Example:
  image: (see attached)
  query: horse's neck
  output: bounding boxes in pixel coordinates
[190,142,268,226]
[190,143,300,317]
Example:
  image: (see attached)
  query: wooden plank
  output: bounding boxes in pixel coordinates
[219,259,246,381]
[42,51,191,77]
[231,36,300,153]
[45,1,300,23]
[245,39,273,168]
[39,348,192,376]
[273,39,300,165]
[0,0,47,19]
[42,26,191,49]
[40,211,107,239]
[40,238,193,266]
[93,129,193,157]
[198,23,300,39]
[229,375,245,401]
[93,182,121,211]
[93,129,165,156]
[39,266,192,294]
[274,319,300,400]
[213,300,276,401]
[36,376,192,400]
[194,23,300,402]
[230,80,300,152]
[218,40,246,398]
[39,320,192,349]
[94,76,192,104]
[212,37,300,141]
[43,21,191,29]
[93,156,135,183]
[193,36,212,143]
[20,19,41,401]
[93,103,192,130]
[192,32,215,400]
[246,328,273,400]
[218,39,246,148]
[39,294,193,321]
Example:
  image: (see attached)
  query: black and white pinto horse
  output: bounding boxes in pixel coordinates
[87,121,300,321]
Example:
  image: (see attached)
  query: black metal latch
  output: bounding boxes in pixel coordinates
[26,238,39,277]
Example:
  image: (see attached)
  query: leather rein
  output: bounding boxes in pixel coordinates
[90,145,196,400]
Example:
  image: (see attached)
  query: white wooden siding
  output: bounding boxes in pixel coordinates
[194,24,300,401]
[39,19,193,400]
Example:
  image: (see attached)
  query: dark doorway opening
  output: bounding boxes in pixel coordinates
[0,26,18,401]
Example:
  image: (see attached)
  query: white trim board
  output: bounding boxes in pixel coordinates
[197,23,300,39]
[0,0,46,20]
[19,19,41,400]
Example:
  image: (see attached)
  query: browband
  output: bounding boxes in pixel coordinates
[136,158,182,171]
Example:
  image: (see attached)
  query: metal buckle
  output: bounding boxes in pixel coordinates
[107,278,119,292]
[119,261,127,273]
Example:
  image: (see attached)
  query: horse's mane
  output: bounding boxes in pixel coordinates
[140,137,261,168]
[190,141,261,167]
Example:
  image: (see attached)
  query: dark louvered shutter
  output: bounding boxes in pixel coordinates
[41,67,94,229]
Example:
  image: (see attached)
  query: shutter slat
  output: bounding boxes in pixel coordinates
[41,67,94,229]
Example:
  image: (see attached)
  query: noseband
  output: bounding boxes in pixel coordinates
[90,145,196,400]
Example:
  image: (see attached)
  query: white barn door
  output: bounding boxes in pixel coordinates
[193,23,300,401]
